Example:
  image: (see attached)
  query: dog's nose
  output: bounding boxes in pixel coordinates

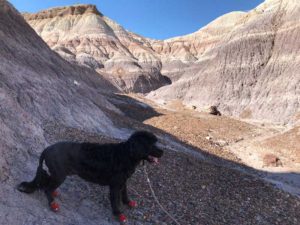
[160,149,164,156]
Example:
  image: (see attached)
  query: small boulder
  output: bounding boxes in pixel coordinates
[205,106,221,116]
[205,136,212,141]
[263,154,282,167]
[215,139,229,147]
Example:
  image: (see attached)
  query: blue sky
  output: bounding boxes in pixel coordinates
[10,0,264,40]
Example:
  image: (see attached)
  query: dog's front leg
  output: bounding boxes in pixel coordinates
[121,183,130,205]
[109,185,122,216]
[122,184,138,208]
[110,185,128,222]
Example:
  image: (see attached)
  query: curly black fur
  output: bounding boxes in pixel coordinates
[18,131,163,216]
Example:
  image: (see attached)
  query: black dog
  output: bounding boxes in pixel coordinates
[18,131,163,222]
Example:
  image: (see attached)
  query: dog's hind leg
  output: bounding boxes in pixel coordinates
[109,186,122,215]
[44,175,65,212]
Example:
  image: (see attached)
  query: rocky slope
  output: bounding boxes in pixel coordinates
[148,0,300,124]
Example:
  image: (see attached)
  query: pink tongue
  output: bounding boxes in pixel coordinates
[149,156,159,164]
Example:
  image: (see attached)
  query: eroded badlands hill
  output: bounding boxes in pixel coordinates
[148,0,300,124]
[23,5,170,93]
[23,5,248,93]
[23,5,246,92]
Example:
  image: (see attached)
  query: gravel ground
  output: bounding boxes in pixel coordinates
[41,121,300,225]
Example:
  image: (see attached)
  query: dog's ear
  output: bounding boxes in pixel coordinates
[128,137,148,159]
[128,131,157,145]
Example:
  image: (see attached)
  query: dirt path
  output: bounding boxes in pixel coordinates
[125,94,300,197]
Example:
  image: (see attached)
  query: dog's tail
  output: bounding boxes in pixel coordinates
[17,151,49,193]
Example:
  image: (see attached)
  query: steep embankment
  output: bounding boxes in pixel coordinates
[0,1,128,223]
[149,0,300,124]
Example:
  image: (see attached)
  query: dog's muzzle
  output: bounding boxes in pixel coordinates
[146,146,163,164]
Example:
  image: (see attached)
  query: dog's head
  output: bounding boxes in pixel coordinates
[127,131,163,164]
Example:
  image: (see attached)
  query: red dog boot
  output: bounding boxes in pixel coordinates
[118,214,127,223]
[50,202,60,212]
[128,200,137,208]
[51,190,59,198]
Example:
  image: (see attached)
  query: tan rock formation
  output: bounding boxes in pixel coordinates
[23,5,244,89]
[23,5,170,93]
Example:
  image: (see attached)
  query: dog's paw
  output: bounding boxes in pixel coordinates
[50,202,60,212]
[118,214,127,223]
[128,200,137,208]
[51,190,59,198]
